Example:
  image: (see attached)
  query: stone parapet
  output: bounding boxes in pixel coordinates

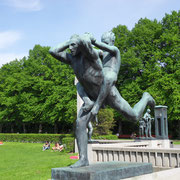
[90,145,180,168]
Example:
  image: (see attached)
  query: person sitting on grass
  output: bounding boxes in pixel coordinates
[52,142,64,152]
[42,141,50,151]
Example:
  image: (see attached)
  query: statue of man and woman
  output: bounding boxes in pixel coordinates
[139,109,154,138]
[49,31,155,168]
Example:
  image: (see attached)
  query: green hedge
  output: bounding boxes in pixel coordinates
[92,134,118,140]
[0,133,118,152]
[62,137,75,152]
[0,133,74,152]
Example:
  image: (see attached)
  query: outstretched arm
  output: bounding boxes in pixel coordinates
[49,41,71,65]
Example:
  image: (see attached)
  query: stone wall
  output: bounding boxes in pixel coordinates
[87,140,180,168]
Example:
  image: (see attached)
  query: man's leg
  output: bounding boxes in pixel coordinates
[106,86,155,121]
[87,122,93,142]
[70,107,93,168]
[142,127,144,137]
[146,125,149,137]
[149,123,152,137]
[76,82,94,112]
[91,70,117,115]
[139,127,141,137]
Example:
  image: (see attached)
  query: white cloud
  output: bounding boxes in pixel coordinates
[0,52,27,67]
[0,31,22,49]
[5,0,43,11]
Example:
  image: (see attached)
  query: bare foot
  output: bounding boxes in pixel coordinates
[143,92,156,108]
[91,104,100,116]
[70,159,89,168]
[88,139,93,143]
[82,101,94,112]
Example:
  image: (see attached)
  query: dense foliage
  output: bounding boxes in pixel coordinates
[112,10,180,138]
[92,108,115,135]
[0,11,179,137]
[0,45,76,133]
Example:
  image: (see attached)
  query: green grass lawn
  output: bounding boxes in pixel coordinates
[0,142,78,180]
[173,140,180,145]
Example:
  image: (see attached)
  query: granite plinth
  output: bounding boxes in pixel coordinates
[51,161,153,180]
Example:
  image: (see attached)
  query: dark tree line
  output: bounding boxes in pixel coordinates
[0,11,179,137]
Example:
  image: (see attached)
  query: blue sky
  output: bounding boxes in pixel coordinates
[0,0,179,67]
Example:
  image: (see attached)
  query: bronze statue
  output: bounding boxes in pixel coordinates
[143,109,154,138]
[139,118,145,138]
[49,32,155,168]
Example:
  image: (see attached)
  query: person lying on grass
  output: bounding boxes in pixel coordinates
[52,142,63,152]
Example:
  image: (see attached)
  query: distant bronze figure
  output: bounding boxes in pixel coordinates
[139,118,145,138]
[143,109,154,138]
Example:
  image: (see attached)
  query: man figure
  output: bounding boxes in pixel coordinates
[49,33,155,168]
[80,31,120,140]
[78,31,121,116]
[143,109,154,138]
[139,118,145,138]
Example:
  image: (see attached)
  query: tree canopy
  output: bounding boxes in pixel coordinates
[0,10,179,137]
[0,45,76,133]
[112,10,180,137]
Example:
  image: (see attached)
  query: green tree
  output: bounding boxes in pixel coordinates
[0,59,26,132]
[112,11,180,137]
[0,45,76,133]
[148,10,180,137]
[21,45,76,133]
[92,108,115,135]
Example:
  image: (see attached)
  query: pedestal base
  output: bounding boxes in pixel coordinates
[51,161,153,180]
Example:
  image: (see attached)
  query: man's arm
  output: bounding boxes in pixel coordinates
[78,34,98,59]
[91,38,118,55]
[49,41,71,65]
[77,34,102,70]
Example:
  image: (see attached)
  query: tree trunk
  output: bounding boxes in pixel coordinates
[118,119,123,135]
[0,124,3,133]
[23,123,27,133]
[38,123,42,133]
[54,122,58,134]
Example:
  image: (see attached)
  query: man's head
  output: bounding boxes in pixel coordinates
[101,31,115,45]
[69,34,80,56]
[147,109,151,113]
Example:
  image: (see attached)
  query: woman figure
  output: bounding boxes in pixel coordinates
[52,142,63,151]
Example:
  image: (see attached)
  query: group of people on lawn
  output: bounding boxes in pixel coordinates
[42,141,63,151]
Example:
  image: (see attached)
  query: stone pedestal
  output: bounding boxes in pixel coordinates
[51,161,153,180]
[155,105,168,139]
